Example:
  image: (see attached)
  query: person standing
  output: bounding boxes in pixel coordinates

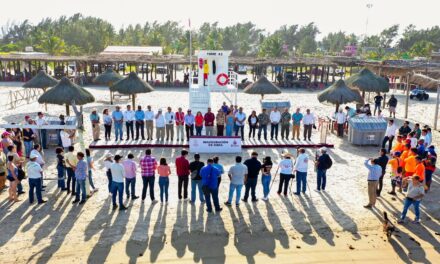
[135,105,145,140]
[221,102,229,113]
[280,108,291,140]
[382,119,397,153]
[243,152,261,202]
[157,158,171,203]
[387,94,398,118]
[334,108,346,137]
[35,112,48,149]
[278,153,294,196]
[110,154,128,210]
[102,109,112,141]
[257,109,269,140]
[248,110,258,139]
[315,147,332,191]
[55,147,67,191]
[195,111,204,136]
[175,149,190,200]
[65,146,77,195]
[261,156,273,201]
[225,111,235,137]
[90,109,101,141]
[200,158,222,213]
[103,153,114,194]
[234,107,246,140]
[22,127,35,158]
[140,149,157,203]
[294,148,309,195]
[397,176,425,224]
[145,105,155,140]
[387,151,403,195]
[112,106,124,141]
[85,149,97,193]
[72,152,87,205]
[204,107,215,136]
[155,109,166,142]
[213,156,224,187]
[374,93,383,115]
[124,105,135,140]
[225,156,247,207]
[6,155,19,202]
[123,153,138,200]
[27,153,46,204]
[175,107,185,141]
[189,153,205,204]
[303,109,315,141]
[363,158,382,209]
[0,146,7,191]
[270,107,281,140]
[216,109,225,136]
[291,108,303,140]
[165,107,175,141]
[184,109,195,141]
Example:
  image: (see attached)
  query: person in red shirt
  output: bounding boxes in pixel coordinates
[175,108,185,142]
[175,149,190,200]
[204,107,215,136]
[195,112,204,136]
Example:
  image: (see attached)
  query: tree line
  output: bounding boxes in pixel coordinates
[0,13,439,59]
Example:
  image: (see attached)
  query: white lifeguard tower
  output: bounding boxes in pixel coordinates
[189,50,238,114]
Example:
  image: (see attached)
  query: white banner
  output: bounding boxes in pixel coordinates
[189,136,241,153]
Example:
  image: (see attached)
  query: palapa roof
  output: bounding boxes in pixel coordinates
[243,76,282,95]
[38,77,95,105]
[23,70,58,89]
[410,73,440,89]
[110,72,154,94]
[345,68,389,93]
[317,79,363,105]
[93,68,123,85]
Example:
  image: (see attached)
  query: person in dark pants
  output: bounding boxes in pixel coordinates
[277,153,293,196]
[315,147,332,191]
[27,153,46,204]
[374,93,383,116]
[200,158,222,213]
[104,153,114,193]
[65,146,77,195]
[189,154,206,204]
[375,148,389,197]
[269,108,281,140]
[257,109,269,140]
[135,105,145,140]
[248,111,259,139]
[334,108,346,138]
[140,149,157,202]
[243,152,262,202]
[124,105,135,140]
[175,149,190,200]
[36,112,48,149]
[382,119,397,153]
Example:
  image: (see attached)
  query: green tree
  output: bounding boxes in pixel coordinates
[38,35,65,55]
[410,40,435,57]
[258,35,284,57]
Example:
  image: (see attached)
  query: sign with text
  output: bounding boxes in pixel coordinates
[189,136,241,153]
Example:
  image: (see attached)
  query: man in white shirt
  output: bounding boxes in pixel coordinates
[165,107,175,141]
[234,107,246,140]
[155,109,166,141]
[60,129,73,151]
[270,107,281,140]
[35,112,48,149]
[294,148,309,195]
[334,108,346,137]
[225,156,248,206]
[123,105,135,140]
[110,155,127,211]
[303,109,315,141]
[144,105,155,140]
[27,153,46,204]
[278,153,294,196]
[382,119,397,153]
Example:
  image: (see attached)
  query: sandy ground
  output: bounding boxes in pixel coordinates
[0,82,439,263]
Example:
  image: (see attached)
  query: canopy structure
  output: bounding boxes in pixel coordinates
[38,77,95,115]
[110,72,154,108]
[243,76,282,99]
[93,68,124,104]
[317,79,363,112]
[345,68,389,96]
[23,70,59,110]
[410,73,440,89]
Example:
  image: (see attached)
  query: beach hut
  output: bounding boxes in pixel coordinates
[243,76,282,99]
[317,79,363,112]
[23,70,59,110]
[93,68,124,104]
[345,68,389,98]
[410,73,440,129]
[110,72,154,108]
[38,77,95,115]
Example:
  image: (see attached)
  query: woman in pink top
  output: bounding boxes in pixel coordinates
[157,158,171,203]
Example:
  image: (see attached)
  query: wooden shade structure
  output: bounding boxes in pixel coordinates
[243,76,282,99]
[38,77,95,115]
[23,70,59,110]
[410,73,440,129]
[345,68,389,97]
[317,79,363,112]
[93,68,124,104]
[110,72,154,108]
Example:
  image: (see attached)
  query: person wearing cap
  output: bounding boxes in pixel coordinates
[175,107,185,141]
[72,152,87,205]
[200,158,222,213]
[65,146,78,195]
[104,153,114,193]
[216,109,226,137]
[176,149,190,200]
[225,156,247,207]
[135,105,145,140]
[122,153,138,200]
[27,153,46,204]
[243,151,262,202]
[277,152,294,196]
[155,109,166,141]
[90,109,101,142]
[388,151,403,195]
[1,131,13,154]
[294,148,309,195]
[315,147,332,191]
[165,107,175,141]
[375,148,389,197]
[398,175,425,224]
[124,105,135,140]
[144,105,155,140]
[35,112,48,149]
[140,149,157,202]
[184,109,195,141]
[111,154,128,210]
[189,153,206,204]
[112,106,124,141]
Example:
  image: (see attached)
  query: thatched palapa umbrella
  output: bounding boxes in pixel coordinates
[110,72,154,108]
[23,70,59,110]
[93,68,124,104]
[410,73,440,129]
[317,79,363,112]
[243,76,282,99]
[38,77,95,115]
[345,68,389,98]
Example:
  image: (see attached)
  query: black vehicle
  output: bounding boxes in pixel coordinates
[410,88,429,101]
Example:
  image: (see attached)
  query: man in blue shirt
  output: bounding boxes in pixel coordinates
[135,105,145,140]
[112,106,124,141]
[291,108,303,140]
[184,109,195,141]
[364,158,382,209]
[73,152,88,205]
[200,159,222,213]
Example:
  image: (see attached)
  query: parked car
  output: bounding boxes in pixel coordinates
[410,88,429,100]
